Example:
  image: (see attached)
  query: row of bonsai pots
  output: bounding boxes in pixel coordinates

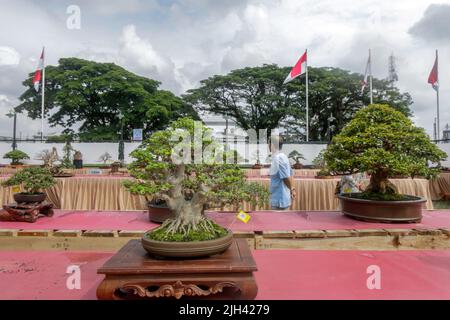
[1,105,447,259]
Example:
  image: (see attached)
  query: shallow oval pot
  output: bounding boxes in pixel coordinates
[141,230,234,258]
[13,192,47,204]
[148,201,175,224]
[338,193,425,223]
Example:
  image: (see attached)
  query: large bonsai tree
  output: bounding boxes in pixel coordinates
[324,104,447,198]
[124,117,268,241]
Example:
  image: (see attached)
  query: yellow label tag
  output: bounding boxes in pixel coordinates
[12,186,21,193]
[237,210,251,224]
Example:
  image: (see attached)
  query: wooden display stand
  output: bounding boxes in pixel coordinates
[97,239,258,300]
[1,202,54,223]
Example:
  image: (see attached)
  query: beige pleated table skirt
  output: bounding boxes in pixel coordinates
[0,176,433,211]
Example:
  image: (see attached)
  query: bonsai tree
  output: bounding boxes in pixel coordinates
[2,167,56,194]
[35,149,54,167]
[288,150,305,168]
[124,117,269,241]
[312,149,333,177]
[324,104,447,199]
[98,152,113,165]
[61,141,75,169]
[3,150,29,165]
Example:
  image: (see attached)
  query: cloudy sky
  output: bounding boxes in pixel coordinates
[0,0,449,138]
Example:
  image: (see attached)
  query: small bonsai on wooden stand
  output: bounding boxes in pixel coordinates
[1,167,56,222]
[324,104,447,222]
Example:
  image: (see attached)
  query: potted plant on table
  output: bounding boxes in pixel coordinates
[324,104,447,223]
[288,150,306,169]
[124,117,268,258]
[312,150,335,179]
[1,167,56,203]
[3,150,30,168]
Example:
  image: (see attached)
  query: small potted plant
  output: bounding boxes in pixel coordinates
[3,150,30,167]
[324,104,447,223]
[288,150,306,169]
[1,167,56,203]
[312,150,335,179]
[98,152,113,168]
[124,117,268,258]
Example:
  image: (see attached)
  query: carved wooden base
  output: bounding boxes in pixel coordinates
[97,239,258,300]
[1,202,54,223]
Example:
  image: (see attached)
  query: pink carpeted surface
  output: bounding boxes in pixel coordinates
[1,210,449,231]
[0,250,449,300]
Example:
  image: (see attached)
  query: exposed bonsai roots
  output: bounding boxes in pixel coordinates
[161,215,221,237]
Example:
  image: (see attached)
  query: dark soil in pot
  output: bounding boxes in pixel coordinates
[13,192,47,204]
[338,193,425,223]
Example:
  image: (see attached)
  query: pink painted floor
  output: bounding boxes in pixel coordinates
[0,250,449,300]
[1,210,449,232]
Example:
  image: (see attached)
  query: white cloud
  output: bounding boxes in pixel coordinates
[0,0,450,137]
[0,47,20,66]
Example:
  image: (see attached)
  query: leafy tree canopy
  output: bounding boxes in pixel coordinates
[324,104,447,196]
[184,64,413,141]
[17,58,199,141]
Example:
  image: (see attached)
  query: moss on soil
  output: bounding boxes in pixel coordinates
[349,192,418,201]
[146,221,229,242]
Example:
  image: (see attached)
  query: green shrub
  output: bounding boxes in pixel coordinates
[3,150,29,165]
[324,104,447,198]
[1,167,56,194]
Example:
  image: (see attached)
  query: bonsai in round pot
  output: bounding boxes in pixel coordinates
[1,167,56,204]
[3,150,30,167]
[288,150,305,170]
[124,117,268,258]
[324,104,447,223]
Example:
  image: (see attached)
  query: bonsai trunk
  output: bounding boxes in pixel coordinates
[366,171,398,194]
[161,189,217,236]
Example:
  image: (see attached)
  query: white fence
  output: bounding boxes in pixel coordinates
[1,141,449,167]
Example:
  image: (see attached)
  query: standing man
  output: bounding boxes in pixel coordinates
[269,135,296,210]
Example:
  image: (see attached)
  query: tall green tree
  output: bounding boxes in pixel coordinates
[184,64,413,141]
[17,58,198,141]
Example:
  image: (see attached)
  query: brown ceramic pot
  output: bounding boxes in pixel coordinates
[148,201,175,223]
[141,230,233,258]
[293,163,303,170]
[13,192,46,204]
[338,193,425,223]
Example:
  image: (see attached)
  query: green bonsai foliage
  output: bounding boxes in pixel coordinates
[312,149,326,169]
[324,104,447,199]
[2,167,56,194]
[3,150,29,165]
[288,150,305,165]
[124,117,269,242]
[61,141,75,169]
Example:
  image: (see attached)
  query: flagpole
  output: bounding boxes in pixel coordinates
[305,49,309,142]
[436,49,440,141]
[41,46,45,142]
[369,49,373,105]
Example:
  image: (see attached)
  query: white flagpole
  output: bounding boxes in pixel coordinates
[369,49,373,105]
[305,49,309,142]
[436,49,440,141]
[41,47,45,142]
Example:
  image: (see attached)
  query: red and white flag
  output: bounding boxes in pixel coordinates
[361,55,371,94]
[33,48,45,92]
[428,55,439,91]
[284,50,307,84]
